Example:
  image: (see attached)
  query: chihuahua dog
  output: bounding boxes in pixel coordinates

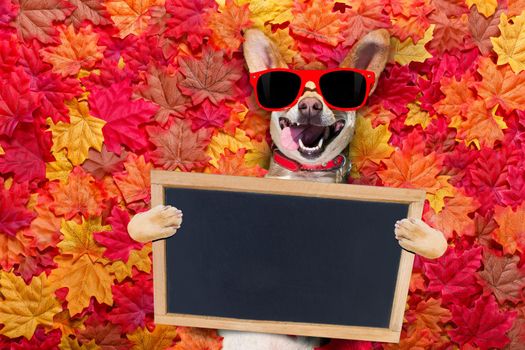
[128,29,448,350]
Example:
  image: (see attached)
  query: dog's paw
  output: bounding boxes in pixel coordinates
[394,218,447,259]
[127,204,183,243]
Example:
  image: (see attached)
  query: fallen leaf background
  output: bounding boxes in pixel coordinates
[1,0,525,349]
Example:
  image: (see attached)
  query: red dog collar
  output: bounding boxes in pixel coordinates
[273,150,346,172]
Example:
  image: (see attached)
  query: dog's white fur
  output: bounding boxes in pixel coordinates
[127,29,448,350]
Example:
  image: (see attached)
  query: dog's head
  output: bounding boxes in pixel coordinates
[243,29,390,166]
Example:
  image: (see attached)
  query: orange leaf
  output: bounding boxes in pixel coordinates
[28,201,62,250]
[208,0,252,55]
[0,229,36,271]
[206,148,267,177]
[172,327,222,350]
[406,298,452,333]
[105,0,163,38]
[435,75,476,118]
[476,56,525,113]
[41,24,105,77]
[378,149,443,191]
[456,101,507,149]
[49,166,106,220]
[57,216,109,261]
[423,191,480,239]
[289,0,345,46]
[493,202,525,255]
[113,154,152,212]
[127,324,178,350]
[342,0,391,47]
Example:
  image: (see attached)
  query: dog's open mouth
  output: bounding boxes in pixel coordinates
[279,117,346,158]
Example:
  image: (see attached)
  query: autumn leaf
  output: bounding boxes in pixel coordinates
[105,0,162,38]
[89,80,158,155]
[435,74,476,118]
[49,255,113,315]
[178,48,243,106]
[492,12,525,73]
[188,100,231,131]
[78,316,131,349]
[341,0,390,47]
[405,297,452,333]
[29,201,62,250]
[349,115,394,173]
[476,56,525,113]
[429,10,472,53]
[67,0,110,28]
[404,102,434,129]
[0,69,39,137]
[449,294,515,349]
[59,337,98,350]
[173,327,222,350]
[46,149,74,182]
[465,0,497,17]
[0,180,36,237]
[478,250,525,304]
[390,24,434,65]
[81,144,128,180]
[13,0,73,44]
[57,216,109,261]
[289,0,345,46]
[126,324,178,350]
[107,245,152,282]
[108,277,153,332]
[41,25,105,77]
[165,0,217,49]
[48,166,107,220]
[423,191,480,238]
[0,272,61,339]
[468,5,501,55]
[493,202,525,255]
[146,118,212,172]
[206,148,267,177]
[48,99,106,166]
[208,0,252,54]
[423,246,483,304]
[134,66,189,126]
[456,102,507,149]
[206,128,253,168]
[93,206,143,262]
[427,175,455,213]
[508,0,525,17]
[113,154,152,211]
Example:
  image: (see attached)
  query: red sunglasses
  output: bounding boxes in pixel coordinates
[249,68,375,112]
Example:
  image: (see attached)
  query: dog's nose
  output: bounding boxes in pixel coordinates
[298,97,323,120]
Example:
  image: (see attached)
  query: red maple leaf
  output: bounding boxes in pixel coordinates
[315,339,372,350]
[89,80,159,155]
[178,47,243,105]
[0,121,52,183]
[11,328,61,350]
[93,206,143,262]
[423,246,483,304]
[188,100,230,131]
[165,0,217,49]
[0,181,36,237]
[369,65,419,116]
[15,249,57,284]
[0,68,39,137]
[146,118,212,172]
[108,276,153,333]
[449,294,515,349]
[78,317,131,350]
[500,165,525,209]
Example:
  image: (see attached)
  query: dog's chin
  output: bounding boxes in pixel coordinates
[277,117,347,162]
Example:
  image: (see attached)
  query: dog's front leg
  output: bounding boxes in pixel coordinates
[394,218,447,259]
[127,204,183,243]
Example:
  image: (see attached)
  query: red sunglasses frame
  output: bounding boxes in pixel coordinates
[249,68,376,112]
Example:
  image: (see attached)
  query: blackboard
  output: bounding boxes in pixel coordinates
[151,171,425,342]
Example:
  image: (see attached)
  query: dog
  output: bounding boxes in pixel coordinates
[127,29,448,350]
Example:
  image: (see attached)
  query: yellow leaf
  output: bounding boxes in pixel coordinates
[46,149,73,182]
[59,337,99,350]
[0,144,4,155]
[206,128,253,167]
[405,102,434,129]
[105,0,164,38]
[244,139,270,168]
[53,309,86,337]
[127,325,178,350]
[390,24,434,65]
[57,216,110,261]
[349,115,394,171]
[238,0,293,28]
[466,0,498,17]
[108,245,152,282]
[48,99,105,166]
[49,255,113,316]
[264,28,302,66]
[426,176,455,213]
[491,12,525,73]
[41,25,105,77]
[0,272,61,339]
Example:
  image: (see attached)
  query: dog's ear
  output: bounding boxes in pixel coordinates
[243,29,287,73]
[340,29,390,94]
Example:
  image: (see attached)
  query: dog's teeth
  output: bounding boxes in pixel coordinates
[299,139,305,148]
[318,138,323,148]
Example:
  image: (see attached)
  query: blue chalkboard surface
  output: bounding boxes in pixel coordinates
[164,187,408,328]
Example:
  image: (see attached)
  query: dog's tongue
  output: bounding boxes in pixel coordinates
[280,125,325,150]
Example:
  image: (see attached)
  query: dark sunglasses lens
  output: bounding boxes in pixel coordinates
[256,71,301,109]
[319,71,367,108]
